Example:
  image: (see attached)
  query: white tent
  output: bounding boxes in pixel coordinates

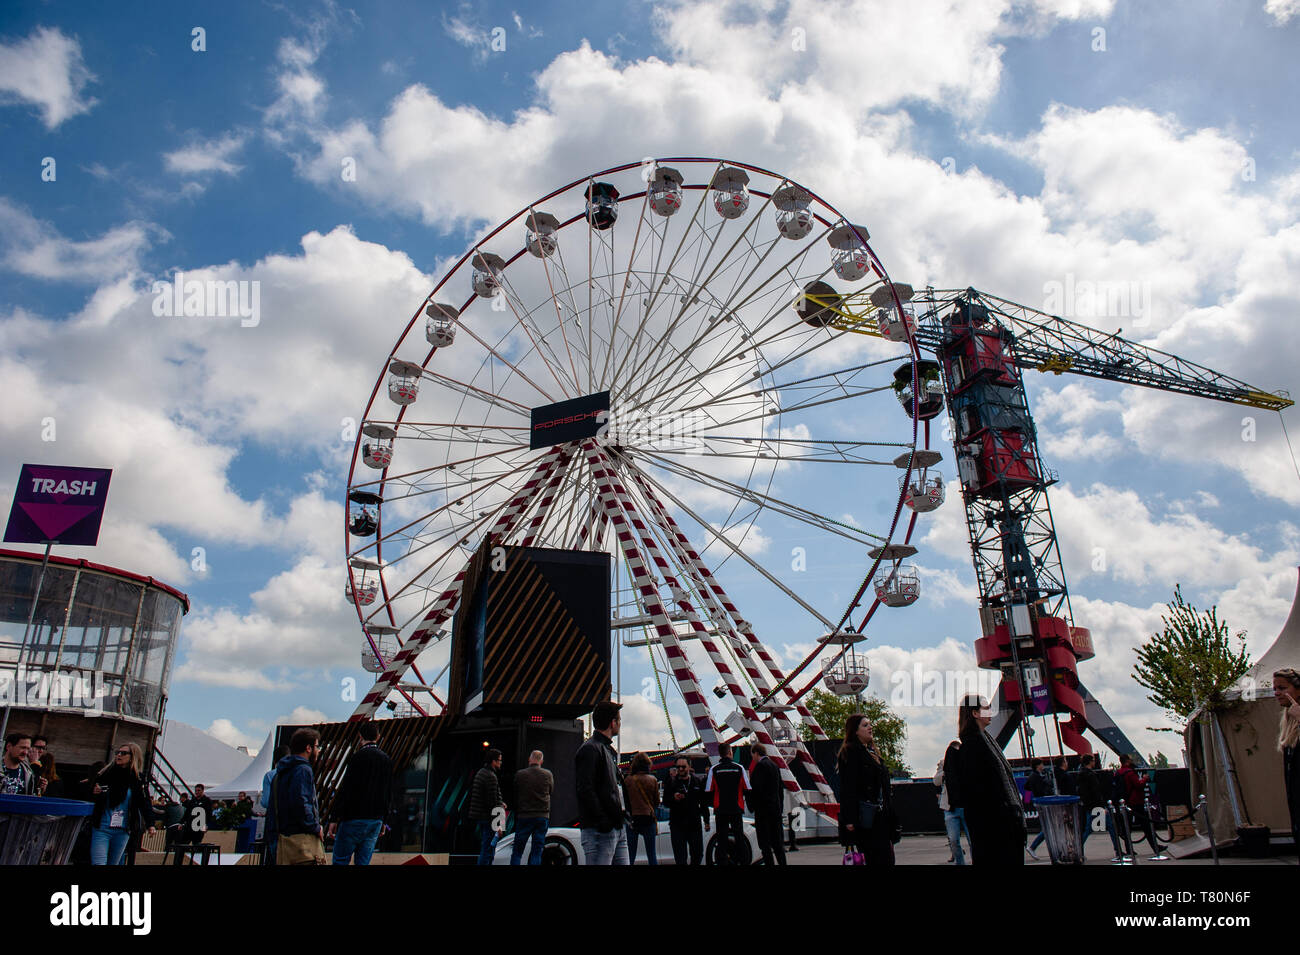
[157,720,255,791]
[207,728,278,800]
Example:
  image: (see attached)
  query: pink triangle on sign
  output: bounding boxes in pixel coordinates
[18,502,99,540]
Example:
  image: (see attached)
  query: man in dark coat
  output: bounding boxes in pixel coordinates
[327,720,392,865]
[748,743,786,866]
[574,701,628,864]
[468,748,505,865]
[664,754,710,865]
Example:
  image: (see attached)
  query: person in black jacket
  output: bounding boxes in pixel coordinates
[1076,753,1122,861]
[574,701,628,865]
[705,742,751,865]
[748,743,786,866]
[327,721,392,865]
[953,695,1025,866]
[664,755,709,865]
[90,743,155,866]
[1274,667,1300,854]
[468,748,505,865]
[837,714,895,866]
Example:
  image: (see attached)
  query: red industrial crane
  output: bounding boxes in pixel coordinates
[805,284,1293,762]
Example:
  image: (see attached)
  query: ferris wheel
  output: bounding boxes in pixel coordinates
[344,157,935,802]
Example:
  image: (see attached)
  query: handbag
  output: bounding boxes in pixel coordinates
[277,832,326,865]
[842,849,865,865]
[858,799,879,829]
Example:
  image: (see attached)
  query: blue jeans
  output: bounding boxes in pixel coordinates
[477,821,498,865]
[944,809,969,865]
[627,816,657,865]
[580,825,629,865]
[1080,805,1122,857]
[91,825,130,866]
[510,817,548,865]
[332,819,383,865]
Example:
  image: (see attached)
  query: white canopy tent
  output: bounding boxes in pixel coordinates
[207,728,278,801]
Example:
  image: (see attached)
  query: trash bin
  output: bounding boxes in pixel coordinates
[235,817,258,853]
[1036,795,1084,865]
[0,794,93,865]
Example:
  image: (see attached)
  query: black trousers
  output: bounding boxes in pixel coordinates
[754,811,787,865]
[669,823,703,865]
[965,808,1025,866]
[714,814,745,864]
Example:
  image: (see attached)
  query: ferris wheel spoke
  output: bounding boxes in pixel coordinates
[628,448,885,545]
[413,367,534,418]
[619,457,838,631]
[351,443,542,499]
[497,273,583,398]
[616,201,739,402]
[624,227,834,412]
[606,207,680,388]
[454,308,560,405]
[531,208,584,390]
[685,355,903,416]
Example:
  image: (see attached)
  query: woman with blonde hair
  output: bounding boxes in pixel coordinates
[90,741,155,865]
[1274,667,1300,853]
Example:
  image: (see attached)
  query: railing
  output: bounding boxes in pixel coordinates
[148,746,193,803]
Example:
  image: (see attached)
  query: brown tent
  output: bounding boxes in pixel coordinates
[1184,567,1299,848]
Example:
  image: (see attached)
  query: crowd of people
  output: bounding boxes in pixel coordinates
[3,665,1297,868]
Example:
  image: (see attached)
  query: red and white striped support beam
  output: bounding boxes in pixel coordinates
[588,443,803,794]
[621,458,835,798]
[581,440,722,756]
[349,445,572,720]
[520,448,574,547]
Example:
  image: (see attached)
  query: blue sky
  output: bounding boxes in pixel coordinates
[2,0,1298,775]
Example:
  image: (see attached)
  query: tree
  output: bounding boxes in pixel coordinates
[1132,584,1251,731]
[1147,751,1170,769]
[802,689,911,777]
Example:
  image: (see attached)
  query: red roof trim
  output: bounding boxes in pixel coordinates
[0,547,190,613]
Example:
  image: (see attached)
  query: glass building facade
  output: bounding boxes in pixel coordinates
[0,549,187,727]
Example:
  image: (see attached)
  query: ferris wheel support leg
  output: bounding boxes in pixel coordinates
[620,457,836,798]
[582,441,721,756]
[519,448,575,547]
[589,445,803,795]
[349,445,572,721]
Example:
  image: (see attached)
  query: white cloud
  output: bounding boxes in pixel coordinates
[207,718,261,752]
[164,131,248,177]
[617,692,693,752]
[0,26,96,128]
[1264,0,1300,24]
[0,199,160,283]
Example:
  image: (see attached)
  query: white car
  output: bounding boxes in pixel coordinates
[493,817,763,865]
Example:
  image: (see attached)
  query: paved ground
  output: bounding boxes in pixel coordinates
[782,834,1298,865]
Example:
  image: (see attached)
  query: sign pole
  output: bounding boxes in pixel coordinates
[0,540,53,742]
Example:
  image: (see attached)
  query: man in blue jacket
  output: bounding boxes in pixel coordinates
[266,728,325,865]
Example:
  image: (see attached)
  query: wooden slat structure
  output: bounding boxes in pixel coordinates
[311,715,449,822]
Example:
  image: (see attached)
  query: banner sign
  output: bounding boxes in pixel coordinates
[530,391,610,449]
[4,464,113,546]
